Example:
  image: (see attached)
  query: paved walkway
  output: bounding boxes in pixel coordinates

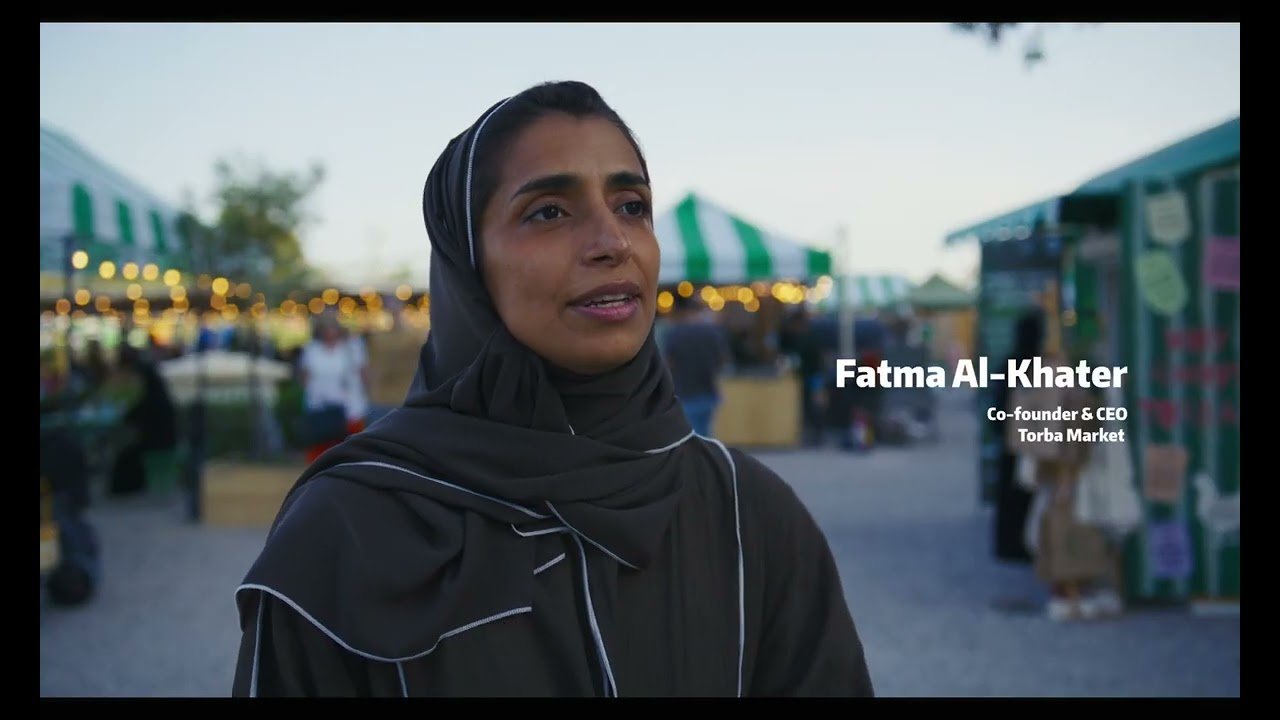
[39,389,1239,697]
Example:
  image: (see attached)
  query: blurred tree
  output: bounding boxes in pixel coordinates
[384,265,415,286]
[206,156,327,294]
[952,23,1074,69]
[176,208,213,275]
[953,22,1020,45]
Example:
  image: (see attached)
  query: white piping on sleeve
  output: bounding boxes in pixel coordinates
[705,437,745,698]
[250,596,264,697]
[235,584,531,663]
[534,553,567,576]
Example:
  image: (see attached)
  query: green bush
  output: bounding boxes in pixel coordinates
[275,379,306,449]
[202,401,256,459]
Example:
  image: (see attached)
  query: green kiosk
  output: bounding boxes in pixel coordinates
[944,117,1240,606]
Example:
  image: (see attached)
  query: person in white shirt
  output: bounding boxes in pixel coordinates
[297,313,370,463]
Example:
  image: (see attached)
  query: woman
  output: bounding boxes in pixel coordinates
[297,313,369,463]
[110,344,178,496]
[233,81,873,697]
[990,309,1043,563]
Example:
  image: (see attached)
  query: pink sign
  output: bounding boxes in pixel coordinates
[1204,236,1240,291]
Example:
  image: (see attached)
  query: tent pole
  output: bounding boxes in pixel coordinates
[62,233,76,351]
[837,224,855,359]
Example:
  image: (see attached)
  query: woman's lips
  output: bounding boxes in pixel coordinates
[569,295,640,323]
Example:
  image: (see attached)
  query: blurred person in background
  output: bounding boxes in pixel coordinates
[778,307,826,447]
[297,313,369,463]
[109,343,179,497]
[233,80,872,697]
[1052,333,1133,619]
[818,315,887,452]
[1011,356,1112,622]
[40,348,101,606]
[990,309,1043,564]
[77,338,111,394]
[40,347,89,410]
[41,423,100,606]
[662,293,731,437]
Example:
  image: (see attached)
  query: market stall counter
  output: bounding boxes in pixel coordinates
[713,368,801,448]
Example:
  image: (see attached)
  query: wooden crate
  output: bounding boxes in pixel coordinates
[201,461,305,528]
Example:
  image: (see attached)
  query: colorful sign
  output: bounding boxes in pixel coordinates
[1204,236,1240,291]
[1146,519,1193,581]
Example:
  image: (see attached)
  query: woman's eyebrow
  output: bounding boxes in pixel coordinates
[510,173,579,202]
[509,171,650,204]
[606,171,650,192]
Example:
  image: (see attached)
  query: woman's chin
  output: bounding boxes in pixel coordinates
[546,338,647,377]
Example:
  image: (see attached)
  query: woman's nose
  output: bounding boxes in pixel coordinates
[584,211,632,266]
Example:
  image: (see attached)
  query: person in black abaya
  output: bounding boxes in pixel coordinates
[109,344,178,496]
[232,81,874,698]
[991,309,1046,563]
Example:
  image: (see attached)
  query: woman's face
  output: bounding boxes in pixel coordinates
[479,113,659,376]
[319,323,341,345]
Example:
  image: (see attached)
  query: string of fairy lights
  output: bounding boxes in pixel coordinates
[42,250,838,349]
[41,251,434,349]
[656,276,835,314]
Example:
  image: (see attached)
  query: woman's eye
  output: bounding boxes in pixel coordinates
[619,200,649,217]
[527,204,566,222]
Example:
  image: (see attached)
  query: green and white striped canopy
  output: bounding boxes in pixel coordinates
[40,125,189,274]
[654,193,831,285]
[818,274,915,311]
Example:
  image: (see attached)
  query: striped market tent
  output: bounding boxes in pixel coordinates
[821,274,914,311]
[654,193,831,285]
[40,125,190,276]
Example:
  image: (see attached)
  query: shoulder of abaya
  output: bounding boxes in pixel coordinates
[718,446,822,549]
[251,470,463,585]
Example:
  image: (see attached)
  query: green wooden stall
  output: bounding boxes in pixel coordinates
[945,117,1240,603]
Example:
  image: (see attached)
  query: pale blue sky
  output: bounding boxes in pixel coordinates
[39,22,1240,288]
